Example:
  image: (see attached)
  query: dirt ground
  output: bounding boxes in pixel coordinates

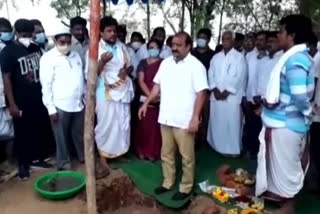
[0,165,219,214]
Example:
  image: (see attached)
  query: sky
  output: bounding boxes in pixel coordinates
[0,0,182,36]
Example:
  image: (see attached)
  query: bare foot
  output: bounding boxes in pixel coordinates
[95,157,110,179]
[265,200,295,214]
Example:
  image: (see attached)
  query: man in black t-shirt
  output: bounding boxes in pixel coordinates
[191,28,216,72]
[0,19,53,180]
[191,28,215,145]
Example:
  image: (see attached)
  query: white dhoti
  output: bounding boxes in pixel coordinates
[207,100,243,155]
[95,100,130,158]
[256,127,307,198]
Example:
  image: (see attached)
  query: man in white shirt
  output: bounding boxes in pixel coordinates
[139,32,208,200]
[136,27,171,62]
[256,31,283,100]
[207,31,247,156]
[92,16,134,159]
[40,25,85,170]
[71,16,89,66]
[242,31,267,159]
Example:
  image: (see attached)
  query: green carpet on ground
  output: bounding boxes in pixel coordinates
[111,145,320,213]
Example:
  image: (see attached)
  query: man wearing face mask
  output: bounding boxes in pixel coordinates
[30,19,47,53]
[40,25,85,170]
[191,28,215,71]
[191,28,215,146]
[0,19,53,180]
[127,32,144,78]
[89,16,134,159]
[136,27,172,63]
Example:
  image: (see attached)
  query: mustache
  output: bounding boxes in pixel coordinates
[172,49,180,53]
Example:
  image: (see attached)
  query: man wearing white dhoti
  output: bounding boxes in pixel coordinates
[256,15,314,214]
[92,16,134,158]
[207,31,247,156]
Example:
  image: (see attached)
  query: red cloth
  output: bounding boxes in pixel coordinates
[134,59,162,160]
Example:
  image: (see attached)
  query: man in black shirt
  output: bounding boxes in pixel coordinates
[191,28,216,71]
[191,28,215,145]
[0,19,52,180]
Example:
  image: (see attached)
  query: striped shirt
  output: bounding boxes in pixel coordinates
[262,50,314,133]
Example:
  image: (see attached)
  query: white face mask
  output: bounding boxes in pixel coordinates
[19,38,32,48]
[56,45,71,55]
[131,41,142,51]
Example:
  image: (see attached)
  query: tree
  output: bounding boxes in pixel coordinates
[184,0,217,39]
[50,0,89,19]
[222,0,297,33]
[297,0,320,26]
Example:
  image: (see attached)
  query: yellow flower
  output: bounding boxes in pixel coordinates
[212,188,229,203]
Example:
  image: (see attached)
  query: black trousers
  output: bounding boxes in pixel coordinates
[13,104,53,167]
[311,122,320,176]
[242,103,262,157]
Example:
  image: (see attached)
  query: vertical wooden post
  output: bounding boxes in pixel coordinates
[147,1,151,40]
[84,0,100,214]
[180,0,185,31]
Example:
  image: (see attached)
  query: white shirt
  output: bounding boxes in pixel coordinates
[153,53,208,129]
[127,46,139,79]
[312,51,320,122]
[40,47,85,115]
[256,50,283,98]
[208,48,247,104]
[72,36,89,66]
[94,40,134,102]
[245,48,259,101]
[0,41,6,108]
[137,43,171,62]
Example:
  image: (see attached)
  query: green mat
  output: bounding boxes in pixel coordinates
[111,145,320,213]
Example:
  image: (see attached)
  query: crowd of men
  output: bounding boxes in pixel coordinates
[0,13,318,213]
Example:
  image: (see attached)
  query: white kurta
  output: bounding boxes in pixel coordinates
[245,48,259,102]
[92,40,134,158]
[312,51,320,122]
[256,51,283,98]
[207,48,247,155]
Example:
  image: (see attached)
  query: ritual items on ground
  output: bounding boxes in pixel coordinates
[227,208,239,214]
[202,204,228,214]
[212,187,230,203]
[240,208,262,214]
[216,165,255,196]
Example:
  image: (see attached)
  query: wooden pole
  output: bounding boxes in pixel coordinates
[180,0,185,31]
[147,1,151,40]
[84,0,100,213]
[5,0,10,21]
[217,0,226,44]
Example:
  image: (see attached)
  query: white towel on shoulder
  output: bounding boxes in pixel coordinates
[265,44,307,104]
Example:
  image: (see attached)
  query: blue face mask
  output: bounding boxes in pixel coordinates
[34,32,46,44]
[0,32,13,42]
[148,49,160,58]
[196,38,207,48]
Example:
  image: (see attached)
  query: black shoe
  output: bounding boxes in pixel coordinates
[18,165,30,181]
[154,186,171,195]
[30,160,53,171]
[172,192,191,201]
